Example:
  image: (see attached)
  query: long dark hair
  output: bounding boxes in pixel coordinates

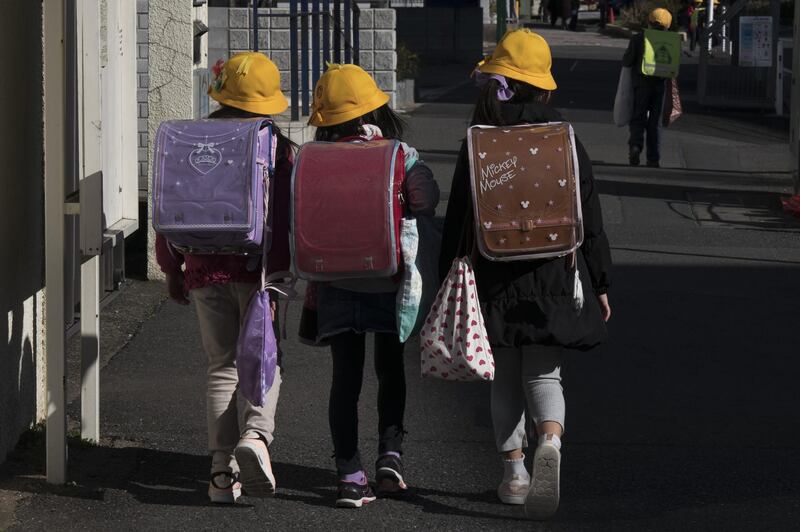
[208,104,298,157]
[471,77,551,127]
[314,103,406,142]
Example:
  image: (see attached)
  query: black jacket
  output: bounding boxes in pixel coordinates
[439,102,612,350]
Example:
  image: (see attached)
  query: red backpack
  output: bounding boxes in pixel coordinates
[291,138,405,281]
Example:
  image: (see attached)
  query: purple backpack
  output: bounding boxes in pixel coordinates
[152,118,276,253]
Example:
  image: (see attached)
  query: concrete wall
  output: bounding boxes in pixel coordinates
[208,6,398,109]
[146,0,195,279]
[0,1,46,462]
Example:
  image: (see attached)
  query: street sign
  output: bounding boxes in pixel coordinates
[739,16,773,68]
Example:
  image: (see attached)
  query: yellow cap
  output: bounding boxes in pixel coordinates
[478,29,557,92]
[649,8,673,28]
[308,63,390,127]
[208,52,288,115]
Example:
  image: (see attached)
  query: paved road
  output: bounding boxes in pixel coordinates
[3,26,800,532]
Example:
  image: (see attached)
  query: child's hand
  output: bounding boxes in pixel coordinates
[597,293,611,322]
[166,272,190,305]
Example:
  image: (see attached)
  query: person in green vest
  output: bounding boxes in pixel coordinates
[622,8,675,167]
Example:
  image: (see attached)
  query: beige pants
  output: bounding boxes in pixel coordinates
[193,282,282,475]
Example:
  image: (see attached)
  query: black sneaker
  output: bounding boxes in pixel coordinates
[335,481,376,508]
[646,160,660,168]
[629,147,641,166]
[375,454,409,497]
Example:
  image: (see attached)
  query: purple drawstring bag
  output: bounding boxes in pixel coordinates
[236,271,295,407]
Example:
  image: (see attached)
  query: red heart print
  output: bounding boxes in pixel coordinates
[456,297,463,302]
[456,336,463,343]
[436,349,442,355]
[471,307,476,313]
[468,279,475,285]
[470,294,475,299]
[438,335,445,341]
[471,320,477,326]
[444,310,451,316]
[430,367,437,372]
[441,372,449,378]
[476,346,483,353]
[466,342,471,347]
[479,359,485,365]
[456,310,463,316]
[456,323,463,329]
[484,371,491,379]
[426,339,433,346]
[473,334,481,340]
[442,322,449,328]
[427,318,432,324]
[466,355,474,361]
[430,326,436,333]
[471,368,477,374]
[447,296,454,302]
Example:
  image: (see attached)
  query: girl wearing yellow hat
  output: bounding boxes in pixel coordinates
[306,63,439,508]
[156,52,294,504]
[440,29,613,520]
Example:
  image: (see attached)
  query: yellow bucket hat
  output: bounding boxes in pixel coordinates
[309,63,390,127]
[649,8,673,29]
[208,52,288,115]
[478,29,557,92]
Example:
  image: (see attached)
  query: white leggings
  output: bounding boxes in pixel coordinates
[490,345,565,452]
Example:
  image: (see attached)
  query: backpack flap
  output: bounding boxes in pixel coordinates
[152,118,270,252]
[468,123,583,262]
[291,139,403,280]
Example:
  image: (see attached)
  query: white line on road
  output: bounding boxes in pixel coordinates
[570,60,579,72]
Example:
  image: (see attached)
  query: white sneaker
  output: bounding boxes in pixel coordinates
[208,472,242,504]
[497,473,530,505]
[525,440,561,520]
[234,438,276,497]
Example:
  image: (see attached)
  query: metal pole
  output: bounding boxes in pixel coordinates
[322,0,330,65]
[290,0,299,121]
[776,39,784,116]
[333,0,341,63]
[301,0,310,116]
[44,0,68,485]
[707,0,714,52]
[253,0,259,52]
[78,0,103,444]
[312,0,321,90]
[352,3,359,66]
[792,0,800,192]
[496,0,507,42]
[343,0,351,63]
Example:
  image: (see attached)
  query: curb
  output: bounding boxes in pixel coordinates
[600,23,633,39]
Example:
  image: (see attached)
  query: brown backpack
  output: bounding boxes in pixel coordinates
[467,122,583,261]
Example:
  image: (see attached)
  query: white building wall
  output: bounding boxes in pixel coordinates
[146,0,195,279]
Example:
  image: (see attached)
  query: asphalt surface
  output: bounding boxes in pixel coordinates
[2,25,800,532]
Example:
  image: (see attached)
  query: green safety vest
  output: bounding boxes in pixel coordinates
[642,29,681,79]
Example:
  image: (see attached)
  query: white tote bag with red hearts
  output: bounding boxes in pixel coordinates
[420,257,495,381]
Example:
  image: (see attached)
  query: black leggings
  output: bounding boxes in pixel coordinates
[329,331,406,475]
